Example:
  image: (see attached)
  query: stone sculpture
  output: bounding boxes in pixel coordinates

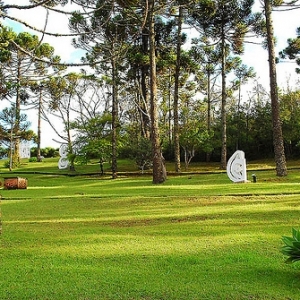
[226,150,247,183]
[58,143,69,169]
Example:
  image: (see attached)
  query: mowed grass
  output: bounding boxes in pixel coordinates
[1,159,300,299]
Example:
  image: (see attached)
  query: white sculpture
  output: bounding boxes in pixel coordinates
[20,141,31,159]
[58,143,69,169]
[226,150,247,182]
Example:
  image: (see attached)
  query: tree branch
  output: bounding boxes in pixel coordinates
[4,15,89,37]
[1,0,51,10]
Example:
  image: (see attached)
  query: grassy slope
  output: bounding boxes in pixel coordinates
[1,159,300,300]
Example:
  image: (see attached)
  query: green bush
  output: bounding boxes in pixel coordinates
[30,147,59,158]
[29,157,37,162]
[281,228,300,264]
[3,160,9,168]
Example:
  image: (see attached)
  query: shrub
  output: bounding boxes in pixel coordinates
[30,147,59,158]
[3,160,10,168]
[281,228,300,264]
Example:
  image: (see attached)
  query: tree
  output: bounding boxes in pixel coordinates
[280,88,300,157]
[0,26,63,166]
[0,104,33,170]
[189,0,260,169]
[148,0,167,183]
[180,97,211,170]
[44,72,90,171]
[173,5,184,173]
[189,37,222,161]
[29,82,46,162]
[69,0,141,179]
[72,112,112,174]
[279,27,300,73]
[123,133,153,173]
[263,0,287,176]
[231,62,256,149]
[243,81,273,158]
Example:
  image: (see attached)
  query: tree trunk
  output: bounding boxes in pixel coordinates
[13,64,22,168]
[149,0,166,184]
[264,0,287,176]
[173,6,182,173]
[141,26,151,139]
[37,87,42,162]
[220,30,227,170]
[66,119,75,172]
[206,71,211,162]
[111,56,118,179]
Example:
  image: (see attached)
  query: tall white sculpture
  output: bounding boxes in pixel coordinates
[226,150,247,182]
[58,143,69,169]
[20,141,31,159]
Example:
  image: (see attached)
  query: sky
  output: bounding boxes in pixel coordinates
[2,0,300,148]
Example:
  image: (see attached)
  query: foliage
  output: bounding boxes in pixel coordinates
[2,159,9,168]
[0,25,64,167]
[282,228,300,264]
[0,104,33,169]
[126,135,152,172]
[28,156,37,162]
[280,89,300,157]
[30,147,59,158]
[180,124,212,169]
[70,112,113,173]
[0,26,64,95]
[0,105,31,141]
[279,27,300,73]
[0,146,7,157]
[188,0,262,169]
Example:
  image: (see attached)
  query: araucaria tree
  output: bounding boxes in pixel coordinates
[69,1,143,179]
[0,26,62,166]
[280,26,300,73]
[190,0,261,169]
[148,0,167,183]
[0,104,33,170]
[69,0,167,183]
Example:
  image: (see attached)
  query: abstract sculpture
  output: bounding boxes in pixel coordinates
[226,150,247,182]
[58,143,69,169]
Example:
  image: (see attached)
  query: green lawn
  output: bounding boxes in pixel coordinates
[1,159,300,299]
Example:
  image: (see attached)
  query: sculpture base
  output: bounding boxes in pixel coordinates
[234,180,251,184]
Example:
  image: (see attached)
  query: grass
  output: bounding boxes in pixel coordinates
[1,158,300,299]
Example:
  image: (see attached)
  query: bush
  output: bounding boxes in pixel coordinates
[29,157,37,162]
[30,147,59,158]
[281,228,300,264]
[3,160,9,168]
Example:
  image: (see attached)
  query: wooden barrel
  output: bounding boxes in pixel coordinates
[4,177,27,189]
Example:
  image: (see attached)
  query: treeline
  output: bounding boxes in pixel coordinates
[119,86,300,163]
